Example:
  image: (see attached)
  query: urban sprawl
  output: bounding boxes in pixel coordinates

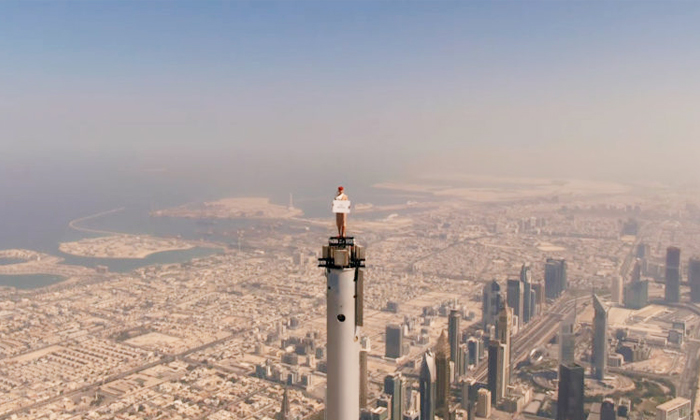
[1,180,699,420]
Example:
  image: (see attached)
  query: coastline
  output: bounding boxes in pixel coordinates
[151,197,303,219]
[57,245,196,260]
[0,250,93,277]
[58,235,197,259]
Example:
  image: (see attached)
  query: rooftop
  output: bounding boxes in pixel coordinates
[656,397,690,411]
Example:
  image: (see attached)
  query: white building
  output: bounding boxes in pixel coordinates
[656,397,691,420]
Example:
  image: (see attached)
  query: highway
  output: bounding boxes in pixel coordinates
[473,293,580,382]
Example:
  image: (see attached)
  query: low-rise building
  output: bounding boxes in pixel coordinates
[656,397,690,420]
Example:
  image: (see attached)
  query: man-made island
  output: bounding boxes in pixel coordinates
[59,235,195,259]
[151,197,303,219]
[0,249,95,278]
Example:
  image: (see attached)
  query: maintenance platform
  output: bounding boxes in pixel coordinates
[318,237,366,269]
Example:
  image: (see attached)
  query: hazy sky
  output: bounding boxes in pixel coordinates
[1,1,699,183]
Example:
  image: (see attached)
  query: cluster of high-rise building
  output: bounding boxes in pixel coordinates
[468,259,567,413]
[554,294,608,420]
[6,182,700,420]
[662,246,700,305]
[382,373,404,420]
[415,326,469,419]
[484,261,560,333]
[620,244,700,308]
[507,264,539,329]
[398,299,516,419]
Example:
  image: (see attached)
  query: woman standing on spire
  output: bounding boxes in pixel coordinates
[334,186,349,237]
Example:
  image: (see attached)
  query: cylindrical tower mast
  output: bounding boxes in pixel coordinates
[319,237,365,420]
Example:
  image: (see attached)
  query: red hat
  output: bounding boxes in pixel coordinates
[338,186,344,191]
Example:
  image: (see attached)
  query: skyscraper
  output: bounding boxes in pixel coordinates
[557,363,585,420]
[521,264,534,323]
[460,378,476,411]
[520,263,532,283]
[665,247,681,303]
[436,331,451,418]
[279,386,290,420]
[458,343,468,377]
[449,310,461,377]
[482,328,493,363]
[525,282,535,323]
[624,280,649,309]
[507,279,524,329]
[467,337,479,366]
[482,280,502,329]
[384,373,404,420]
[592,294,609,380]
[611,275,623,305]
[477,389,492,418]
[487,340,507,406]
[545,258,567,299]
[420,350,437,420]
[319,237,365,420]
[407,385,420,416]
[497,304,512,385]
[636,243,647,259]
[532,282,545,317]
[360,341,369,409]
[386,324,403,359]
[631,258,642,283]
[559,312,576,365]
[689,258,700,303]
